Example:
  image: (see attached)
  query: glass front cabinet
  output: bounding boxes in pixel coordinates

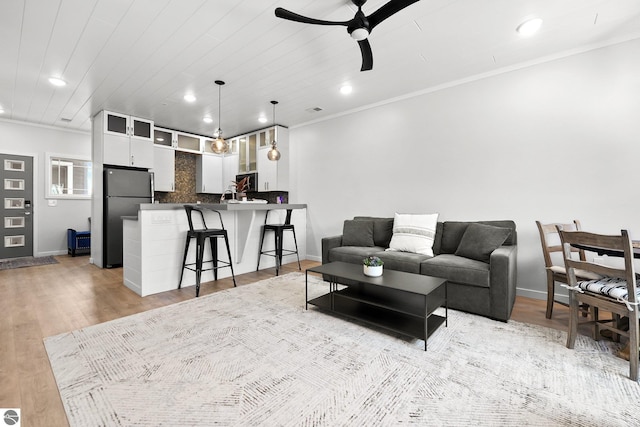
[96,110,154,168]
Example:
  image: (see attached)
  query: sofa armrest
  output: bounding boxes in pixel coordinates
[489,245,518,321]
[322,235,343,264]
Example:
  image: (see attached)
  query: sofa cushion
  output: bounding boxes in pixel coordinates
[387,213,439,256]
[342,220,375,247]
[329,246,385,265]
[421,254,490,288]
[439,221,516,254]
[440,222,471,254]
[455,223,511,263]
[372,251,431,274]
[354,216,394,248]
[479,220,516,245]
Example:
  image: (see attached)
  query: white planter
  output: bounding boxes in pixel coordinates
[363,265,383,277]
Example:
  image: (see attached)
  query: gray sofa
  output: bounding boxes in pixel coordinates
[321,217,518,322]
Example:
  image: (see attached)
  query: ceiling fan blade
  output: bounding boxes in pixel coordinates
[275,7,350,27]
[358,39,373,71]
[367,0,421,30]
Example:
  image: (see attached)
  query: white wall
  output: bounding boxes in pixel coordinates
[0,119,91,256]
[290,38,640,300]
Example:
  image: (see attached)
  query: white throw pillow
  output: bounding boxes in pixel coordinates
[386,213,439,256]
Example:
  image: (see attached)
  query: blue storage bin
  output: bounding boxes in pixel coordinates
[67,228,91,256]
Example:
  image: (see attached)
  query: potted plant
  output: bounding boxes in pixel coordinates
[232,176,250,200]
[363,256,383,277]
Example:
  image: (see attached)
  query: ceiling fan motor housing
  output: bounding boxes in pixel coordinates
[348,15,370,40]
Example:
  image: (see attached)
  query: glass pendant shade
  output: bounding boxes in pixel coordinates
[211,133,227,154]
[267,100,281,161]
[211,80,227,154]
[267,142,281,161]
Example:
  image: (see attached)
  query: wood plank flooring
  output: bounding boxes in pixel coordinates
[0,255,572,427]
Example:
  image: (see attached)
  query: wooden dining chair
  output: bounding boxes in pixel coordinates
[536,220,599,318]
[558,228,639,381]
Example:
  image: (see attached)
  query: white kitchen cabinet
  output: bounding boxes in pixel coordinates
[238,133,257,173]
[153,127,173,147]
[257,151,277,191]
[176,132,201,152]
[103,111,153,141]
[258,128,275,149]
[154,127,202,153]
[257,126,289,191]
[95,110,154,168]
[152,146,175,192]
[196,154,223,194]
[202,136,239,156]
[222,153,239,192]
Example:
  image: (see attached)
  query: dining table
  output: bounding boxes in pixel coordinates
[571,240,640,258]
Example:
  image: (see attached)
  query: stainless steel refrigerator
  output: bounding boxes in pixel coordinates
[103,167,154,268]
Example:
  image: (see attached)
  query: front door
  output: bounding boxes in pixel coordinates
[0,153,34,259]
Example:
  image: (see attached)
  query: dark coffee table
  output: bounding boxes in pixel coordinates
[305,262,447,351]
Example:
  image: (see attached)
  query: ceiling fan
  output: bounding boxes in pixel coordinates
[275,0,420,72]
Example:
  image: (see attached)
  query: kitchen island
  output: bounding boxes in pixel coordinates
[122,203,307,296]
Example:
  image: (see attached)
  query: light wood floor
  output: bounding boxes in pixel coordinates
[1,255,572,427]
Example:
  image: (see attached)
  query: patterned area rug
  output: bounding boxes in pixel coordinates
[0,255,58,270]
[45,273,640,426]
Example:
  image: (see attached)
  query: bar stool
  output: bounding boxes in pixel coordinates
[179,205,236,297]
[257,209,301,276]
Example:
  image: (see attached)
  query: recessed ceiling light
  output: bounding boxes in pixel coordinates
[340,84,353,95]
[184,93,196,103]
[258,116,268,123]
[516,18,543,36]
[203,116,213,123]
[48,77,67,87]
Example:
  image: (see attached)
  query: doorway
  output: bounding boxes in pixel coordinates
[0,153,34,259]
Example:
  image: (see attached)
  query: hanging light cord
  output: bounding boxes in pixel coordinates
[216,80,224,136]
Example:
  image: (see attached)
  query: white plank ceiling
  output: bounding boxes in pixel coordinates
[1,0,640,138]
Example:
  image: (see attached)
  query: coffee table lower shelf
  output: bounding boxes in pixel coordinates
[308,289,446,350]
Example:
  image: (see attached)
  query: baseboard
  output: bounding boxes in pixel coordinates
[123,278,142,296]
[516,287,568,305]
[36,250,67,257]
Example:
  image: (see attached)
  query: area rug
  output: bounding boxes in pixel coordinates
[45,273,640,426]
[0,255,58,270]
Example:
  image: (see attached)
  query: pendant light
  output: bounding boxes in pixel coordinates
[267,100,281,161]
[211,80,228,154]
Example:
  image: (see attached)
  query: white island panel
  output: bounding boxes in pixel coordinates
[123,204,307,297]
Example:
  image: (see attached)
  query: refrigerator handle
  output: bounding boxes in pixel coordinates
[150,172,155,203]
